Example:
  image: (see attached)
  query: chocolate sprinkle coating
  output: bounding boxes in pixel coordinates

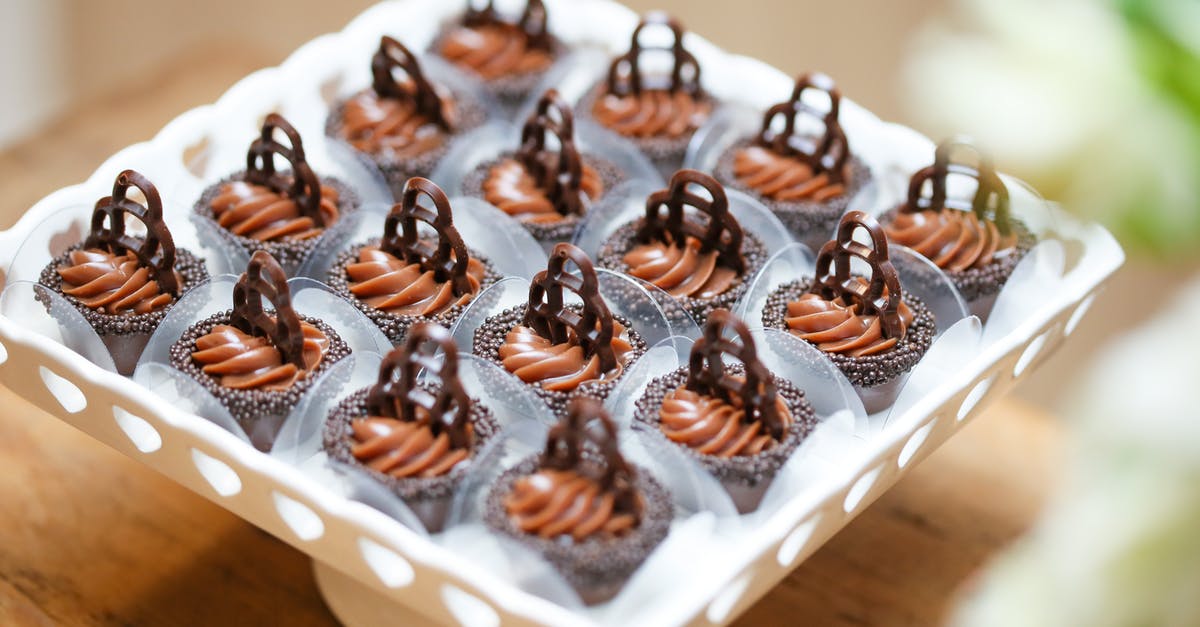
[879,207,1038,302]
[595,220,768,325]
[38,241,210,337]
[472,303,648,417]
[461,150,627,245]
[762,278,936,388]
[168,309,351,427]
[326,237,502,345]
[192,171,362,273]
[632,362,817,487]
[483,455,671,603]
[322,386,499,502]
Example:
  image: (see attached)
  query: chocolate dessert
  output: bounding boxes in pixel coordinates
[713,73,872,250]
[581,13,714,174]
[633,310,816,512]
[324,323,498,532]
[194,114,361,274]
[484,397,670,604]
[596,170,767,324]
[879,138,1035,319]
[461,90,625,245]
[433,0,562,108]
[38,170,209,375]
[326,177,500,344]
[762,212,935,414]
[327,36,487,198]
[170,251,349,450]
[472,243,646,416]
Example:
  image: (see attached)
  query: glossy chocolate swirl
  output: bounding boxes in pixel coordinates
[191,321,329,390]
[483,158,603,223]
[346,244,486,315]
[884,209,1019,273]
[591,91,710,138]
[57,248,180,314]
[499,321,635,392]
[210,180,340,242]
[733,145,848,202]
[339,91,454,158]
[504,467,638,540]
[659,385,792,458]
[623,235,737,299]
[440,23,552,80]
[784,280,914,357]
[349,414,470,478]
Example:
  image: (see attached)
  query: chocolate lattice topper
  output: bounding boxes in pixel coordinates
[372,36,451,131]
[231,251,306,368]
[638,169,746,274]
[245,113,326,226]
[463,0,551,51]
[686,309,785,440]
[366,322,472,448]
[757,72,849,183]
[85,169,180,295]
[809,211,905,339]
[904,137,1012,233]
[606,12,702,97]
[543,397,639,512]
[523,243,618,373]
[380,178,474,297]
[515,89,586,217]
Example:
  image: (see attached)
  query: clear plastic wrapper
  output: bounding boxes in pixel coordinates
[885,316,984,428]
[0,281,117,373]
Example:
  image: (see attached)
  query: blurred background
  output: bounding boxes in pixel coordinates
[2,0,1197,625]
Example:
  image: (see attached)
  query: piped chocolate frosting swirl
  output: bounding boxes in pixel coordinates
[505,398,642,540]
[440,0,554,81]
[591,13,711,139]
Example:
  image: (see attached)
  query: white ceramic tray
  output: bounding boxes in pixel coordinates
[0,0,1123,624]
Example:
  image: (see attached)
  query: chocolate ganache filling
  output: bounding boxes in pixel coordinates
[504,468,639,540]
[440,24,552,80]
[350,416,470,478]
[883,209,1018,273]
[732,146,849,202]
[346,245,486,315]
[499,321,635,391]
[484,158,603,223]
[784,282,914,357]
[192,321,328,391]
[211,180,340,242]
[622,234,738,299]
[58,248,181,315]
[659,383,792,458]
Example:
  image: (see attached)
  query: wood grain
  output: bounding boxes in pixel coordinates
[0,45,1061,626]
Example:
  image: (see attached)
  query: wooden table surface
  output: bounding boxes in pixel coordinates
[0,45,1064,626]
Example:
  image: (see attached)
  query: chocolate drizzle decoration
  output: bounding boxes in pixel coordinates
[515,90,586,217]
[639,169,746,274]
[809,211,905,339]
[230,251,306,368]
[685,309,785,440]
[85,169,180,295]
[366,322,472,449]
[757,72,849,183]
[464,0,551,51]
[606,13,701,97]
[543,397,639,513]
[371,36,451,131]
[245,113,326,226]
[380,177,474,297]
[523,243,617,373]
[904,137,1011,233]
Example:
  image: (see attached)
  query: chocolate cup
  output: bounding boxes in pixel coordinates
[101,333,151,377]
[855,376,907,416]
[322,387,499,533]
[483,456,672,605]
[713,138,874,252]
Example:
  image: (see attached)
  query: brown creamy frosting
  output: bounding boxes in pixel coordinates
[346,245,486,315]
[659,385,792,458]
[884,209,1019,273]
[591,90,711,138]
[191,321,329,390]
[339,90,454,158]
[211,180,340,242]
[499,322,635,391]
[504,467,639,540]
[440,23,553,80]
[483,158,603,223]
[785,279,914,357]
[623,234,738,299]
[349,415,471,478]
[733,145,849,202]
[57,248,180,314]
